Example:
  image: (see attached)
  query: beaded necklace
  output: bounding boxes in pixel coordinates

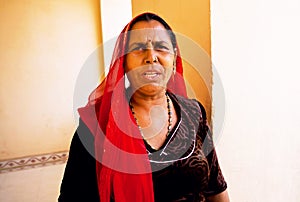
[129,94,173,138]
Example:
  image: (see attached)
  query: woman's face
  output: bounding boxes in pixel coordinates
[125,20,175,95]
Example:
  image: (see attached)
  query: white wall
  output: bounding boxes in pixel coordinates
[73,0,132,121]
[211,0,300,201]
[100,0,132,74]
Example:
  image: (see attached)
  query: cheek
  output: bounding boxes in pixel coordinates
[160,54,175,67]
[165,66,173,77]
[125,55,141,73]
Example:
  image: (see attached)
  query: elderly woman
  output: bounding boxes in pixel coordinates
[59,13,229,202]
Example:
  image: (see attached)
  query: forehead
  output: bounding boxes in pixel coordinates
[128,20,172,43]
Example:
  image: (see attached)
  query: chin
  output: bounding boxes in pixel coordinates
[138,84,166,95]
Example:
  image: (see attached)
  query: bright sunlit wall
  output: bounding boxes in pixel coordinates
[211,0,300,201]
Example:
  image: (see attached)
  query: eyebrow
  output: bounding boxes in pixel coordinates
[128,40,172,50]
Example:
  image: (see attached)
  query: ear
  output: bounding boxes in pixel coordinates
[174,47,177,55]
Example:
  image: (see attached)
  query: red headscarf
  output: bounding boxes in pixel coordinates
[78,12,187,202]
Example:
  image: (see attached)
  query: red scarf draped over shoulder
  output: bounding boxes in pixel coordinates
[78,12,187,202]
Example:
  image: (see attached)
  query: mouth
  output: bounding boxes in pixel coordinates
[141,71,161,80]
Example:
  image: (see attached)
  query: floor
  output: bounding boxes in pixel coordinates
[0,163,66,202]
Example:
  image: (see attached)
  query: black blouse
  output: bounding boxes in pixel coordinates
[58,94,227,202]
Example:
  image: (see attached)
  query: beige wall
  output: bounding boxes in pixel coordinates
[211,0,300,200]
[0,0,102,160]
[132,0,212,120]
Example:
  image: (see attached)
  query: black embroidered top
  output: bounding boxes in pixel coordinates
[59,93,227,202]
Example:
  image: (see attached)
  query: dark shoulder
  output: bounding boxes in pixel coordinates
[169,93,207,122]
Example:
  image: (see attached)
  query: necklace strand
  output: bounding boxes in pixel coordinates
[129,93,173,138]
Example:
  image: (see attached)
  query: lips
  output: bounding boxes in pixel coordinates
[142,71,161,80]
[140,68,163,81]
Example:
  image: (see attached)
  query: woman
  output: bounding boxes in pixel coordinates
[59,13,229,202]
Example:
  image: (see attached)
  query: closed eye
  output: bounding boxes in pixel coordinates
[155,44,170,51]
[154,42,172,52]
[128,43,147,52]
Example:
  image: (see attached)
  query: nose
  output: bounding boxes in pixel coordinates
[144,49,158,64]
